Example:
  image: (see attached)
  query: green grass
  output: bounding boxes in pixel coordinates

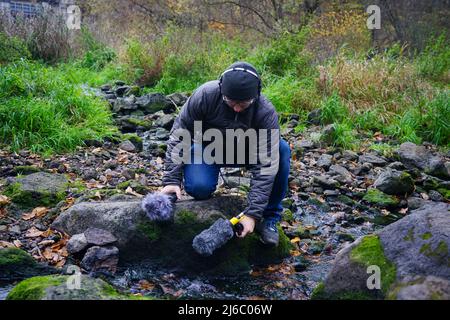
[0,60,117,155]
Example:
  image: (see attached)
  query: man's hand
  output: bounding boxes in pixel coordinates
[236,215,256,238]
[161,185,181,200]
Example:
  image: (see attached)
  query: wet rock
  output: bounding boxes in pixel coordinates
[166,93,188,107]
[84,228,117,246]
[397,142,449,179]
[342,150,358,161]
[307,109,322,125]
[67,233,88,254]
[329,164,353,184]
[373,169,415,196]
[312,175,339,190]
[82,168,97,180]
[428,190,444,202]
[112,97,137,113]
[119,140,136,153]
[221,176,251,189]
[154,114,175,130]
[115,86,131,97]
[387,162,405,170]
[317,154,333,169]
[6,275,141,300]
[313,202,450,300]
[100,84,111,92]
[406,197,432,210]
[389,276,450,300]
[321,124,336,145]
[359,153,387,166]
[136,93,172,114]
[3,172,67,208]
[81,246,119,273]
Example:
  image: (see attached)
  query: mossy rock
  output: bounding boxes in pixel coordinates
[313,202,450,300]
[121,133,143,151]
[363,188,399,207]
[52,195,292,276]
[12,166,41,175]
[3,172,68,208]
[6,275,151,300]
[312,235,395,300]
[0,248,55,281]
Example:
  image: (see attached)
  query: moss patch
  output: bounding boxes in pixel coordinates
[419,241,448,264]
[4,182,66,208]
[403,227,415,242]
[6,275,66,300]
[311,282,373,300]
[363,189,399,207]
[0,248,36,268]
[350,235,397,295]
[12,166,41,175]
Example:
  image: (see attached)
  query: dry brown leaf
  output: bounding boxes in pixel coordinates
[290,250,301,257]
[13,240,23,248]
[0,241,15,248]
[22,211,36,221]
[138,280,156,291]
[0,207,7,219]
[43,247,54,260]
[34,207,49,218]
[25,227,44,238]
[61,197,75,211]
[38,240,55,247]
[0,195,10,206]
[125,186,143,197]
[55,259,66,268]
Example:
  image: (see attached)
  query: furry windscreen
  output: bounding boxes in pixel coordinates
[192,218,234,256]
[141,192,175,222]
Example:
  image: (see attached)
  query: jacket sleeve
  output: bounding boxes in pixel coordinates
[243,106,281,221]
[162,88,206,187]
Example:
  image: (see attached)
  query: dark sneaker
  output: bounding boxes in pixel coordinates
[256,219,279,246]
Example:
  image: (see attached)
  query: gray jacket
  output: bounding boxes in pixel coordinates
[162,80,281,221]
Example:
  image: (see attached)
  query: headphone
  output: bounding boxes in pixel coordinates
[218,67,262,98]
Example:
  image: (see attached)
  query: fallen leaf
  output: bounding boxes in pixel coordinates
[0,195,10,206]
[290,237,301,244]
[25,227,44,238]
[55,258,66,268]
[125,187,143,198]
[138,280,156,291]
[274,282,284,288]
[34,207,49,218]
[38,240,55,247]
[0,241,15,248]
[290,250,301,257]
[22,211,36,221]
[0,207,8,218]
[13,240,23,248]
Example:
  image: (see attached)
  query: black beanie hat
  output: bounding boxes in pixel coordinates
[220,62,260,100]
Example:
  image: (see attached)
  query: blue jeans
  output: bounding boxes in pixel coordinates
[183,139,291,221]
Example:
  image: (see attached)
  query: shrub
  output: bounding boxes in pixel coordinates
[0,32,30,65]
[417,33,450,83]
